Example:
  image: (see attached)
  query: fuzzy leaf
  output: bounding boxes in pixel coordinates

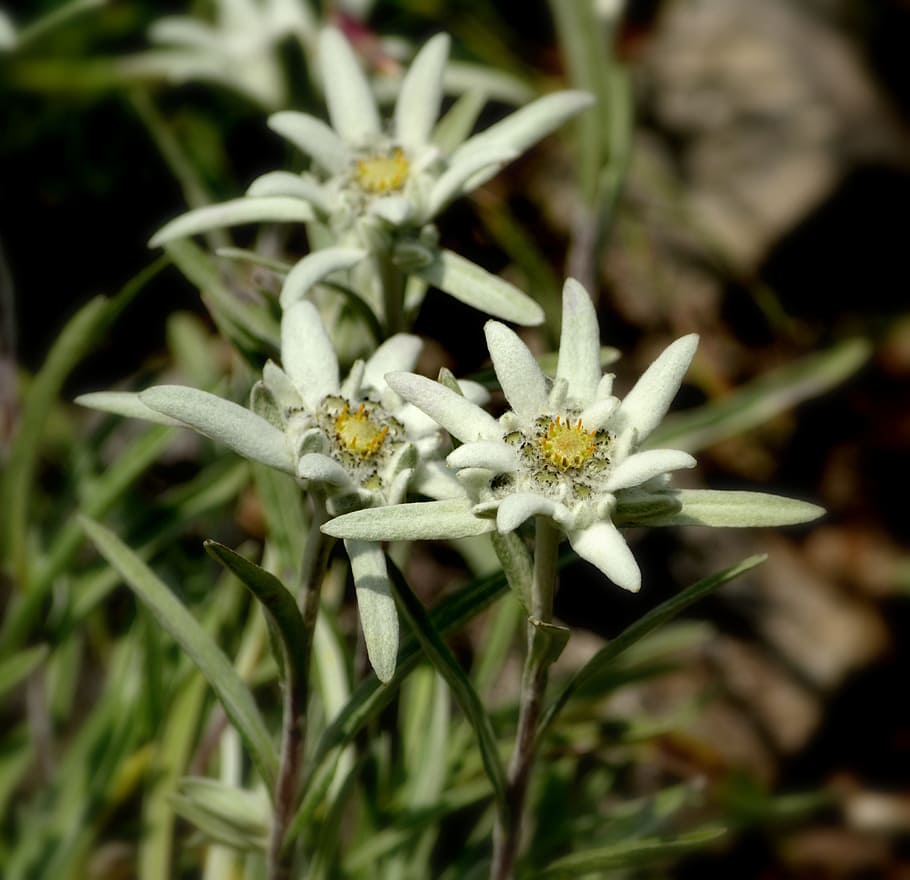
[323,499,496,542]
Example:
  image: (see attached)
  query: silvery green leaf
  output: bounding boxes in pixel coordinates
[416,249,544,326]
[323,500,495,541]
[497,493,573,532]
[345,540,398,682]
[171,778,270,851]
[363,333,422,390]
[425,145,516,219]
[452,90,594,187]
[75,391,184,427]
[634,489,825,528]
[394,33,450,150]
[368,195,413,225]
[319,27,380,144]
[279,246,368,309]
[149,197,314,247]
[246,171,331,213]
[268,111,351,172]
[281,300,340,406]
[139,385,295,474]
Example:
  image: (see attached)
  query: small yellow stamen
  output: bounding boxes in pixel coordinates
[334,402,389,458]
[537,416,597,470]
[354,148,410,194]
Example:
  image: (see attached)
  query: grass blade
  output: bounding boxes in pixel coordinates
[80,517,278,791]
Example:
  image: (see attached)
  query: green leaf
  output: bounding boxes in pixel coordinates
[630,489,824,528]
[415,249,544,326]
[491,530,533,613]
[79,517,278,791]
[540,555,767,737]
[171,778,270,851]
[0,644,48,700]
[288,566,510,842]
[204,541,308,700]
[386,560,508,818]
[532,827,726,877]
[649,338,871,453]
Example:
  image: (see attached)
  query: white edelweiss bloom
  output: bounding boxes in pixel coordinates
[149,26,593,326]
[382,279,700,593]
[76,300,454,683]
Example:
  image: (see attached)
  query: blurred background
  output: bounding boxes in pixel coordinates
[2,0,910,876]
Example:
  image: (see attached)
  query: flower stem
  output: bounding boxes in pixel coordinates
[268,496,335,880]
[377,250,405,336]
[491,517,560,880]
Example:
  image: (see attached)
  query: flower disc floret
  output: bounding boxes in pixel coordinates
[354,148,410,194]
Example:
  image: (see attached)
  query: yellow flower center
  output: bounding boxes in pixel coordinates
[537,416,597,470]
[334,402,389,459]
[354,149,410,194]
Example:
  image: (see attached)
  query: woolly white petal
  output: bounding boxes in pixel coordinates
[246,171,331,213]
[139,386,294,474]
[497,493,573,533]
[447,440,518,473]
[323,499,495,541]
[279,247,368,309]
[557,278,601,402]
[363,334,422,392]
[412,460,465,500]
[267,110,351,172]
[281,300,340,408]
[345,539,398,682]
[425,144,516,218]
[75,391,184,427]
[569,521,641,592]
[149,197,313,247]
[394,32,449,150]
[452,90,594,187]
[319,27,380,144]
[386,371,501,443]
[458,379,491,407]
[297,452,353,488]
[484,321,548,418]
[617,334,698,443]
[605,449,696,493]
[368,195,413,225]
[580,396,618,430]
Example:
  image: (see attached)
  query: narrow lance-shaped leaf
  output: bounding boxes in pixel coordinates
[386,559,509,817]
[204,541,308,699]
[80,517,278,791]
[648,337,871,453]
[539,554,767,738]
[630,489,824,528]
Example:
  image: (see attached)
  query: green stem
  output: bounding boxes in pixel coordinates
[268,496,335,880]
[490,518,560,880]
[376,251,405,336]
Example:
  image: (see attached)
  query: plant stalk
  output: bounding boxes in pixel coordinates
[268,496,335,880]
[376,250,405,336]
[490,517,560,880]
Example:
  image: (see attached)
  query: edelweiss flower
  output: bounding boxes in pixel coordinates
[76,300,462,681]
[150,27,592,325]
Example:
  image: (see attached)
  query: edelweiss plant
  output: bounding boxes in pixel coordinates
[149,26,592,328]
[77,299,467,681]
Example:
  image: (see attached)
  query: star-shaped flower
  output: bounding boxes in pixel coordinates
[76,299,462,681]
[149,27,592,326]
